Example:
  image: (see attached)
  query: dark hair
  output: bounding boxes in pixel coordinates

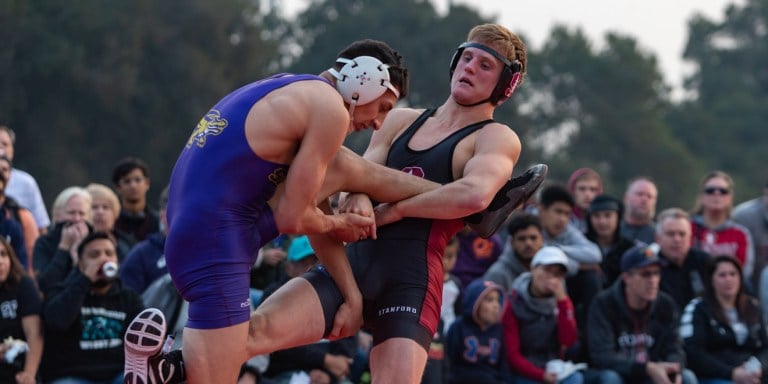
[585,194,624,243]
[335,39,409,99]
[0,237,26,287]
[506,213,542,236]
[703,255,760,325]
[0,126,15,144]
[112,157,150,185]
[539,184,574,209]
[77,231,117,259]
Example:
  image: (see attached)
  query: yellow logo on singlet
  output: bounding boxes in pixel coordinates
[186,110,228,148]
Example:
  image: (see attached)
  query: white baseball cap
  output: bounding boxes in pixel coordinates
[531,246,569,269]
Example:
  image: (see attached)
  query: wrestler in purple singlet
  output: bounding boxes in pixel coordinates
[165,74,332,329]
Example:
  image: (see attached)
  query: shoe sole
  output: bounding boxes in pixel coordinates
[124,308,167,384]
[466,164,548,238]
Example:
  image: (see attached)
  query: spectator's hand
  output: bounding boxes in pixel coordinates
[323,353,352,379]
[261,248,286,266]
[80,259,104,283]
[328,213,373,243]
[309,369,331,384]
[547,276,567,301]
[15,370,36,384]
[646,361,677,384]
[338,193,376,239]
[542,372,558,384]
[60,221,88,264]
[329,293,363,340]
[733,366,761,384]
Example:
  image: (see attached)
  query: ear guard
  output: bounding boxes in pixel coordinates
[329,56,400,106]
[449,42,522,105]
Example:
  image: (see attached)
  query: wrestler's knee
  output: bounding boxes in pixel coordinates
[246,312,269,353]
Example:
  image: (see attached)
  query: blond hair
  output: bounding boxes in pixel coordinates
[467,24,527,82]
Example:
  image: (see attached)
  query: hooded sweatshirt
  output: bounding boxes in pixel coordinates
[503,272,578,380]
[690,214,755,280]
[446,280,511,384]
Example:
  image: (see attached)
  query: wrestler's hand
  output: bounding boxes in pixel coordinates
[338,193,377,239]
[329,293,363,340]
[373,202,403,227]
[329,213,373,243]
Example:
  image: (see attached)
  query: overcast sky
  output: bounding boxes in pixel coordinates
[281,0,742,99]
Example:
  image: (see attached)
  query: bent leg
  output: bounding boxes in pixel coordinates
[369,337,428,384]
[319,146,440,203]
[246,277,329,355]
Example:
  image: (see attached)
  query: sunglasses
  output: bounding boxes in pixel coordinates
[703,186,730,195]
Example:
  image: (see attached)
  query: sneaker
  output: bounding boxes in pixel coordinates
[464,164,548,238]
[124,308,185,384]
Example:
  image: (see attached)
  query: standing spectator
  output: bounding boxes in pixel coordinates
[120,186,170,295]
[621,177,659,245]
[0,126,50,234]
[34,187,92,295]
[40,231,144,384]
[112,157,159,246]
[587,244,697,384]
[0,237,42,384]
[585,194,635,287]
[484,214,544,292]
[446,279,511,384]
[732,180,768,290]
[656,208,710,310]
[567,168,603,233]
[690,171,755,283]
[681,255,768,384]
[453,227,504,288]
[503,246,581,384]
[0,171,28,270]
[0,156,38,266]
[86,184,132,262]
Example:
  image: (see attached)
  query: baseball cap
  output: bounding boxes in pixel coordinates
[588,194,622,214]
[620,243,661,272]
[287,236,315,262]
[531,246,569,269]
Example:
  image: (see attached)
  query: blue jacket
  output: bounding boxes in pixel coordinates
[120,232,167,294]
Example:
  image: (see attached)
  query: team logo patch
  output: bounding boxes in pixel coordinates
[186,109,228,148]
[268,167,288,186]
[402,166,425,178]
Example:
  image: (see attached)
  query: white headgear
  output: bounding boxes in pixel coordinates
[328,56,400,106]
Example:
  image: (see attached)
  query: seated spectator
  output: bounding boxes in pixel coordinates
[0,170,28,270]
[681,255,768,384]
[484,214,544,292]
[620,177,659,245]
[536,185,601,340]
[40,231,144,384]
[120,186,170,295]
[656,208,710,310]
[585,194,635,287]
[0,237,42,384]
[0,156,38,268]
[567,168,603,233]
[86,183,132,262]
[587,244,697,384]
[112,157,159,246]
[690,170,755,283]
[0,125,51,235]
[453,227,503,288]
[262,236,356,384]
[503,246,581,384]
[446,279,510,384]
[34,187,93,295]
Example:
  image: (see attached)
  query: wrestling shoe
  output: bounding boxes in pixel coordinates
[464,164,548,238]
[124,308,185,384]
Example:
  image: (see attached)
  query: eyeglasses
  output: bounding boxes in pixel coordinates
[703,186,730,195]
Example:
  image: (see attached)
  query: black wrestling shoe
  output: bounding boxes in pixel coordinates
[464,164,548,238]
[124,308,186,384]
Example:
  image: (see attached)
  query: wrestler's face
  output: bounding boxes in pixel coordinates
[450,43,505,105]
[348,91,398,133]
